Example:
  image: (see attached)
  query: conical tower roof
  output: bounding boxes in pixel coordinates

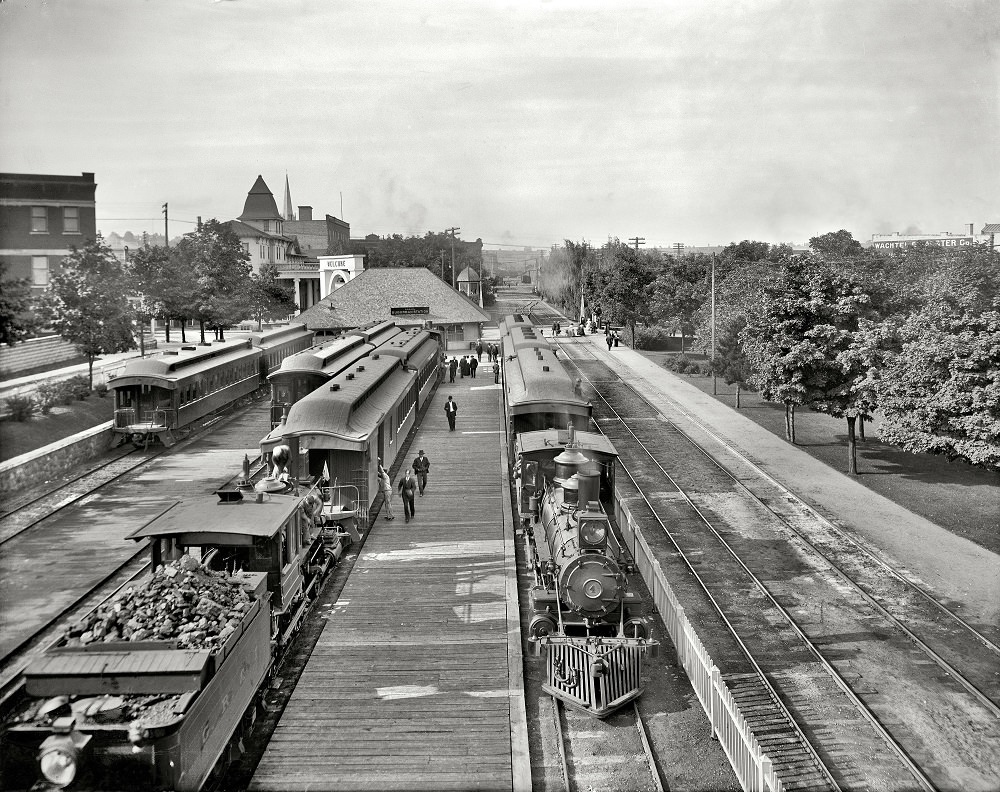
[238,175,282,221]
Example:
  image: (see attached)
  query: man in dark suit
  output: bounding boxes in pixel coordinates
[444,395,458,431]
[412,449,430,496]
[398,469,417,523]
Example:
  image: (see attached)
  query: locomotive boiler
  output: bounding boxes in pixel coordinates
[515,427,656,717]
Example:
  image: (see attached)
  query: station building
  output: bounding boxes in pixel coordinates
[0,172,97,292]
[293,266,490,350]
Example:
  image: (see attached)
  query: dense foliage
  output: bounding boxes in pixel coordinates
[0,262,38,346]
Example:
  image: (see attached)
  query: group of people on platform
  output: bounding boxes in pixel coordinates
[445,340,501,383]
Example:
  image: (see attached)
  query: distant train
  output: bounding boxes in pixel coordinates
[1,477,357,791]
[501,315,655,717]
[109,324,314,448]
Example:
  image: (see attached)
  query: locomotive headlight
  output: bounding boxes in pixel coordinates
[580,520,606,546]
[38,730,90,788]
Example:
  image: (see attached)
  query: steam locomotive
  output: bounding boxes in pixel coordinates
[500,316,655,717]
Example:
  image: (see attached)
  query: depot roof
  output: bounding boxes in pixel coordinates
[294,267,490,331]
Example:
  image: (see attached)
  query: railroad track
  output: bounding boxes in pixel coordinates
[0,445,159,546]
[551,696,665,792]
[560,341,1000,791]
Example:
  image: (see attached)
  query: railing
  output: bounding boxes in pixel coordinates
[615,496,785,792]
[112,408,173,430]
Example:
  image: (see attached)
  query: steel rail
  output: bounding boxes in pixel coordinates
[633,701,667,792]
[560,343,935,792]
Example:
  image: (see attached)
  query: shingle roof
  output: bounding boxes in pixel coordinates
[981,224,1000,234]
[238,175,282,221]
[294,267,491,331]
[225,220,291,242]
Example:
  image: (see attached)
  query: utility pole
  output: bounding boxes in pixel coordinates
[628,237,645,251]
[673,242,685,257]
[444,227,460,289]
[162,203,169,247]
[711,253,717,396]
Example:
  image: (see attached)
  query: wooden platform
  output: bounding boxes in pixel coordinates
[250,373,530,791]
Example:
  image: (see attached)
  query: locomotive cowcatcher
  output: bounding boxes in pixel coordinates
[514,426,656,717]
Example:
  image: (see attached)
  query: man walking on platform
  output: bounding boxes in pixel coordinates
[398,469,417,523]
[444,395,458,431]
[470,356,478,378]
[476,341,483,361]
[449,357,458,383]
[412,449,430,496]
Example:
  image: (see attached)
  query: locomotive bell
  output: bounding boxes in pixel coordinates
[553,448,589,484]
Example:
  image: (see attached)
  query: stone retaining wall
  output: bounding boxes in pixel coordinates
[0,422,113,495]
[0,336,79,378]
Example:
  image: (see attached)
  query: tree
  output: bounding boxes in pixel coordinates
[878,308,1000,471]
[808,229,864,259]
[649,253,710,352]
[37,236,135,388]
[586,239,657,346]
[247,261,297,330]
[173,220,252,342]
[711,317,753,407]
[0,263,38,346]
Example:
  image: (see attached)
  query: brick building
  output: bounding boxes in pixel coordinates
[0,172,97,292]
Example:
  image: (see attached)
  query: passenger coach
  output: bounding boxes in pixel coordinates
[501,321,591,439]
[109,324,312,448]
[261,328,442,522]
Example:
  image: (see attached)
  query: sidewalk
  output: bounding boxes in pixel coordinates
[563,333,1000,634]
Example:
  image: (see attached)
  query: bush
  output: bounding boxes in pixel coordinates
[66,375,92,400]
[96,382,109,398]
[36,382,62,414]
[671,353,691,373]
[633,325,667,350]
[5,395,37,421]
[688,362,701,375]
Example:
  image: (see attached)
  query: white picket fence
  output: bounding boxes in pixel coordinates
[615,494,785,792]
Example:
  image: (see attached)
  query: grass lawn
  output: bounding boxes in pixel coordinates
[639,350,1000,556]
[0,397,112,463]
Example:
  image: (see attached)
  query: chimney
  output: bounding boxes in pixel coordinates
[969,223,975,235]
[298,206,313,221]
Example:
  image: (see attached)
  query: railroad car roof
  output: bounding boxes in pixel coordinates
[498,315,533,335]
[504,346,589,414]
[108,340,257,389]
[268,335,372,378]
[276,354,413,448]
[246,323,311,349]
[126,494,303,540]
[364,321,404,346]
[504,325,552,352]
[516,429,617,457]
[375,328,434,361]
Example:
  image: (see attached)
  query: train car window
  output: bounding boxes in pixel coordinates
[282,524,291,566]
[254,536,270,561]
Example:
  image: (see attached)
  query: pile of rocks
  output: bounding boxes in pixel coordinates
[66,556,253,651]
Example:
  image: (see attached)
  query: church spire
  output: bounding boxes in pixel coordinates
[283,174,294,221]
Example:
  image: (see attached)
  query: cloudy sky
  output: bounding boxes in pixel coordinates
[1,0,997,249]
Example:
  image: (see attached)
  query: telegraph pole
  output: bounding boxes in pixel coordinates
[711,253,717,396]
[673,242,685,257]
[162,203,169,247]
[444,227,460,288]
[628,236,645,251]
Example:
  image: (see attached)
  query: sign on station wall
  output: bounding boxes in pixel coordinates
[391,306,430,316]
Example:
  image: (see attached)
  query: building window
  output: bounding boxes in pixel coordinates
[32,256,49,286]
[242,242,249,255]
[31,206,48,233]
[63,207,80,233]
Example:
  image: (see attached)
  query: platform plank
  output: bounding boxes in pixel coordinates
[250,380,527,792]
